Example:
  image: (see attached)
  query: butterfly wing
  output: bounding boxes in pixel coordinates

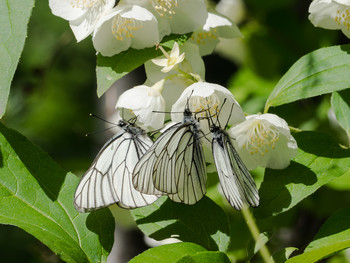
[159,123,207,204]
[212,130,259,210]
[74,129,158,212]
[132,124,182,196]
[133,122,207,204]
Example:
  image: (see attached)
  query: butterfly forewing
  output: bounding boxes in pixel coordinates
[212,128,259,210]
[133,110,207,204]
[74,122,158,212]
[132,125,180,196]
[168,126,207,204]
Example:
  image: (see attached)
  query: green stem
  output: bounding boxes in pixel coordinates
[241,205,274,263]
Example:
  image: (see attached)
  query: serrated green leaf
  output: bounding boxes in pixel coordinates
[0,122,115,263]
[131,196,230,252]
[96,34,191,97]
[254,131,350,219]
[287,207,350,262]
[331,90,350,137]
[265,44,350,111]
[272,247,298,263]
[246,232,272,261]
[0,0,35,117]
[129,242,206,263]
[176,251,231,263]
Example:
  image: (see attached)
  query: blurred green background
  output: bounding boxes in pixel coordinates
[2,0,350,262]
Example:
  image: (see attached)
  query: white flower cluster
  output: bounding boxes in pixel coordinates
[117,42,298,171]
[49,0,241,56]
[309,0,350,38]
[61,0,299,211]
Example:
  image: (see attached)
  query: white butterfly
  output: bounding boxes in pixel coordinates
[74,118,159,212]
[133,107,207,205]
[209,113,259,210]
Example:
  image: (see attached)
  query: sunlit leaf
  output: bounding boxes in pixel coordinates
[265,44,350,111]
[0,0,35,117]
[176,251,231,263]
[254,131,350,219]
[129,242,206,263]
[0,123,115,263]
[246,232,272,261]
[287,207,350,263]
[131,196,230,252]
[272,247,298,263]
[331,89,350,137]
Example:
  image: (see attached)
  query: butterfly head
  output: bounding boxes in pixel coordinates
[118,119,128,128]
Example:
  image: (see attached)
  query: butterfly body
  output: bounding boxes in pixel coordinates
[74,119,158,213]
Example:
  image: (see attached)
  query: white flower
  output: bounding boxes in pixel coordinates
[229,114,298,170]
[93,4,160,56]
[149,0,208,35]
[152,42,185,73]
[189,12,243,56]
[171,82,246,130]
[49,0,115,42]
[145,42,205,111]
[116,80,166,131]
[309,0,350,38]
[216,0,246,24]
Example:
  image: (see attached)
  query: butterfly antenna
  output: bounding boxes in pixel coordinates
[153,110,185,114]
[89,113,116,125]
[85,125,118,137]
[185,90,195,110]
[204,98,215,128]
[224,101,235,129]
[215,98,228,128]
[128,115,138,124]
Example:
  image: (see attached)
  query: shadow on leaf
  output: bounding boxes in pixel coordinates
[133,196,230,252]
[254,161,317,219]
[295,131,350,158]
[0,123,66,201]
[86,208,115,253]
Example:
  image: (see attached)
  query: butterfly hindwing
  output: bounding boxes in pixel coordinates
[74,122,158,212]
[133,111,207,205]
[212,128,259,210]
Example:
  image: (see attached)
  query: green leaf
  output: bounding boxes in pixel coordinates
[331,89,350,136]
[272,247,298,263]
[131,196,230,252]
[265,44,350,111]
[327,169,350,191]
[129,242,206,263]
[0,122,115,262]
[246,232,272,261]
[96,34,191,97]
[0,0,35,117]
[254,131,350,219]
[287,207,350,263]
[176,251,231,263]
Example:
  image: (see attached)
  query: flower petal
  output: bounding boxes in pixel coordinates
[229,114,298,170]
[116,85,165,130]
[189,12,242,56]
[49,0,86,21]
[93,5,159,56]
[171,82,245,135]
[309,0,340,30]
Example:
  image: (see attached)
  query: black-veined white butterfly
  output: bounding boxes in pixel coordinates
[132,106,207,205]
[209,105,259,210]
[74,118,159,213]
